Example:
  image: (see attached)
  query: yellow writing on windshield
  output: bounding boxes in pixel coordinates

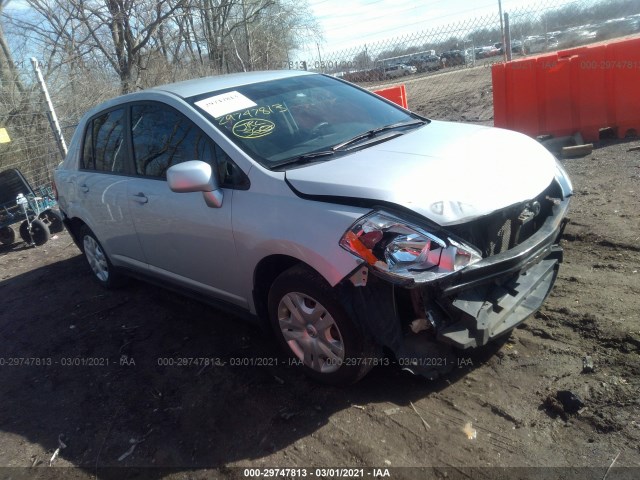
[218,103,288,126]
[232,119,276,139]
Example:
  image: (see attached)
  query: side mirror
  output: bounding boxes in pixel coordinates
[167,160,223,208]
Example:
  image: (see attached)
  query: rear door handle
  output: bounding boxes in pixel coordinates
[79,184,89,193]
[132,192,148,204]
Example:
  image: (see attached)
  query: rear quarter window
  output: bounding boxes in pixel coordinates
[80,108,127,173]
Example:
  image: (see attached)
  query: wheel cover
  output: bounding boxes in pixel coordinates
[83,235,109,282]
[277,292,345,374]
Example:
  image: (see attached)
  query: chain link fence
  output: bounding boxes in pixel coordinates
[0,64,120,189]
[309,0,640,122]
[0,74,60,189]
[1,0,639,189]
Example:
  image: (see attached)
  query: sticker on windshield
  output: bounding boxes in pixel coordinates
[232,119,275,139]
[195,91,257,118]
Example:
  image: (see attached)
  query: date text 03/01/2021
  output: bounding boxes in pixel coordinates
[243,467,391,478]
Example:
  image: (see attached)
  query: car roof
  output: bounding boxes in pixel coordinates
[151,70,315,98]
[80,70,318,120]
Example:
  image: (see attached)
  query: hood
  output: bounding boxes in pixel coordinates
[285,120,557,226]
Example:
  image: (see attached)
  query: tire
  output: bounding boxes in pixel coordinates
[19,219,50,246]
[19,221,29,243]
[39,209,64,233]
[79,225,124,288]
[268,264,379,385]
[0,226,15,245]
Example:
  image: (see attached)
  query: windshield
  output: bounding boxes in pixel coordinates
[188,74,422,169]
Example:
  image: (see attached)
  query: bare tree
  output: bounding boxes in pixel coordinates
[15,0,186,93]
[10,0,319,89]
[352,50,372,70]
[78,0,188,92]
[191,0,275,72]
[246,0,320,71]
[0,0,24,94]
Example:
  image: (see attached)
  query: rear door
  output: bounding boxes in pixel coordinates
[126,101,248,307]
[70,107,146,267]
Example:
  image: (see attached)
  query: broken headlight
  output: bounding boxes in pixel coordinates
[339,211,482,284]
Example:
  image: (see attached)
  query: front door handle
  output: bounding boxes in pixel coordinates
[132,192,148,204]
[79,184,89,193]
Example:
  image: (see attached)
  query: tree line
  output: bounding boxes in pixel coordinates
[0,0,318,184]
[2,0,319,94]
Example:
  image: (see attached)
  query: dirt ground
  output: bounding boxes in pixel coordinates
[0,67,639,480]
[366,60,497,125]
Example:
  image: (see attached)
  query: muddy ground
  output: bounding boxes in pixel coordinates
[0,67,639,480]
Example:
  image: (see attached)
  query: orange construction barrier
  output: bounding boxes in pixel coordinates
[493,36,640,142]
[373,85,408,109]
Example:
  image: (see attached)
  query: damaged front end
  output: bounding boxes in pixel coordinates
[338,175,571,378]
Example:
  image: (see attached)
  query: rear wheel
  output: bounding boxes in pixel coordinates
[268,265,379,385]
[19,219,50,246]
[0,226,15,245]
[80,225,124,288]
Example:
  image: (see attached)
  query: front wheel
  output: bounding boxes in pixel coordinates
[268,265,379,385]
[80,225,124,288]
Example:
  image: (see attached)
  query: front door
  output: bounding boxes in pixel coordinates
[126,102,246,307]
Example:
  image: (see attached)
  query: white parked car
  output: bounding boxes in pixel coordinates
[383,64,417,78]
[523,35,560,54]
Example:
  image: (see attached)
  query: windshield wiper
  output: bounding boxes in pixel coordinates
[271,150,335,169]
[269,119,426,170]
[332,119,426,151]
